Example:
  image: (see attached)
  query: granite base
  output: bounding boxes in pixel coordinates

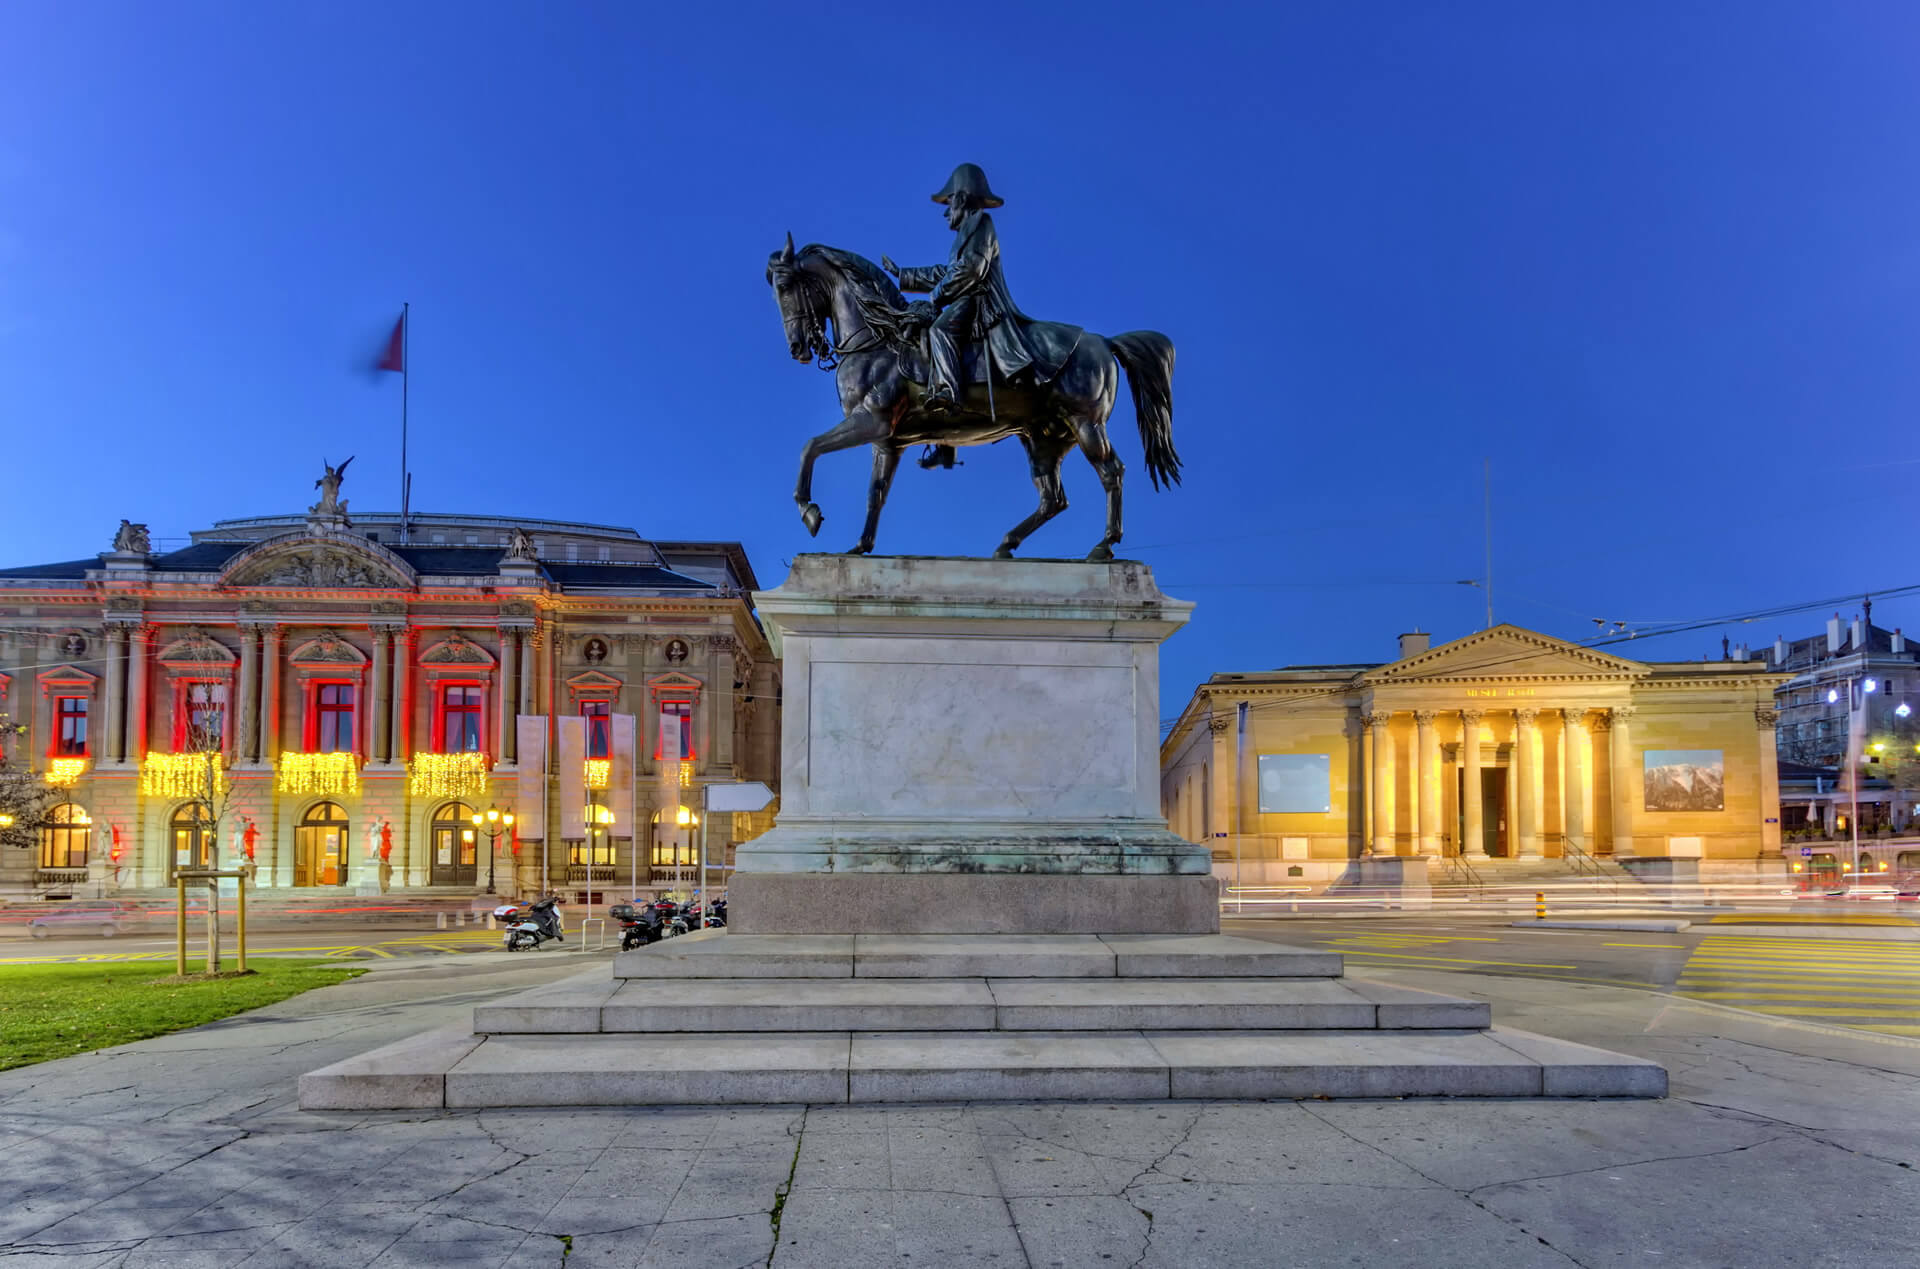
[729,873,1221,935]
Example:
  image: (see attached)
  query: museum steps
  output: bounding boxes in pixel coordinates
[300,932,1666,1108]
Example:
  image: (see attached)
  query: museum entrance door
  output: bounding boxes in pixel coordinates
[294,802,350,887]
[1482,768,1509,857]
[430,802,479,888]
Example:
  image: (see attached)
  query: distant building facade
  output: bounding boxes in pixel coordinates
[1160,625,1787,887]
[0,481,778,902]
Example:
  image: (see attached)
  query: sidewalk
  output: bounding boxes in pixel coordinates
[2,947,1915,1267]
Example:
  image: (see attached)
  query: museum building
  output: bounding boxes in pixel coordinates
[0,474,779,902]
[1160,625,1788,887]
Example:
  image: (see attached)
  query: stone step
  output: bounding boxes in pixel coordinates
[612,931,1344,980]
[299,1025,1664,1110]
[472,976,1491,1034]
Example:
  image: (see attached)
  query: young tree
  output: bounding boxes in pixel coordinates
[0,714,61,857]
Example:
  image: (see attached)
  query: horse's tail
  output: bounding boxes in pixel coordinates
[1107,330,1180,490]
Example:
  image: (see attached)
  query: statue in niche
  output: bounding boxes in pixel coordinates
[664,638,689,664]
[583,637,608,664]
[505,527,537,560]
[62,633,87,658]
[112,520,151,553]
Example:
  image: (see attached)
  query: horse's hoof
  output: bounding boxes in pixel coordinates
[846,541,873,556]
[993,545,1016,560]
[801,503,824,536]
[1085,544,1114,562]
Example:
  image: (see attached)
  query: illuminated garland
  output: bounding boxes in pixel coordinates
[141,751,227,799]
[45,757,88,787]
[408,751,490,799]
[584,758,610,790]
[679,761,694,788]
[277,752,361,797]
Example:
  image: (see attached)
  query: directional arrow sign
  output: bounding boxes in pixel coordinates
[703,781,776,813]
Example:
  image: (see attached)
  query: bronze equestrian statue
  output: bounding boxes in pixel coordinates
[766,163,1179,561]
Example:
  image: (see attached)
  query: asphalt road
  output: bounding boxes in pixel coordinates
[1225,913,1920,1039]
[0,921,612,965]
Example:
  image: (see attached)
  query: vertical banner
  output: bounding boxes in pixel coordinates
[557,716,586,839]
[515,716,547,843]
[609,713,637,840]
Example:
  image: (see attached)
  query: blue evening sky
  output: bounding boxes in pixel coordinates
[4,2,1917,705]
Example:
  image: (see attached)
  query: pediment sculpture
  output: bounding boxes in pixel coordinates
[420,633,493,666]
[223,539,412,590]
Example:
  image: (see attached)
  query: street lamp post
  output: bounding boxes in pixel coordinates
[1827,676,1879,882]
[470,803,514,894]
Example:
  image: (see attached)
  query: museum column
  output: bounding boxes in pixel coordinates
[1414,710,1440,856]
[1561,709,1586,852]
[1756,708,1782,856]
[1609,706,1637,857]
[1460,710,1486,858]
[102,626,128,766]
[517,630,535,719]
[1367,711,1395,856]
[369,627,391,765]
[390,630,413,764]
[236,626,259,766]
[127,626,153,760]
[1514,708,1541,858]
[260,626,282,763]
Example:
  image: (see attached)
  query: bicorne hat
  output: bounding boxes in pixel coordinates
[931,163,1004,208]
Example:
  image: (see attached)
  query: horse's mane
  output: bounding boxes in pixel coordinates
[802,244,905,308]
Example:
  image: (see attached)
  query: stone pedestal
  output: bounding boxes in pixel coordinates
[731,555,1217,934]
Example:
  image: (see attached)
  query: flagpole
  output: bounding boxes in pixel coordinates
[399,301,411,544]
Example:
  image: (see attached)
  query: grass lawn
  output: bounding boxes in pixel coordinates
[0,959,368,1072]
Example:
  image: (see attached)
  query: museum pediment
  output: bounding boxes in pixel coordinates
[1366,625,1645,684]
[219,531,415,590]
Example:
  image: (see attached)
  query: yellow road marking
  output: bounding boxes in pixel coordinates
[1678,990,1920,1002]
[1710,914,1918,926]
[1604,942,1688,949]
[1723,1006,1920,1019]
[1333,950,1578,969]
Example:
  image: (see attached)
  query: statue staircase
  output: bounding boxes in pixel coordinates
[301,931,1664,1108]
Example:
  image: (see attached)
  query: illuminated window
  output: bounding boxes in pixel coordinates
[315,684,355,753]
[654,700,694,761]
[582,700,612,759]
[54,697,88,757]
[441,686,485,753]
[38,803,91,869]
[184,682,227,749]
[171,802,213,871]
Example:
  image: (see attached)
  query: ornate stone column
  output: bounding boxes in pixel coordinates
[102,626,128,765]
[127,626,153,760]
[1561,708,1587,852]
[1206,715,1233,843]
[1367,711,1395,856]
[369,627,392,765]
[1608,706,1637,857]
[260,626,282,762]
[1756,708,1783,856]
[496,628,518,766]
[1460,710,1486,858]
[236,626,260,766]
[1414,710,1440,856]
[390,629,414,763]
[1514,708,1541,858]
[517,629,536,719]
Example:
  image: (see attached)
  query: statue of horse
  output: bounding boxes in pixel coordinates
[765,235,1180,560]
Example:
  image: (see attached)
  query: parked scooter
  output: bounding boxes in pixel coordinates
[611,902,664,950]
[703,898,727,929]
[499,896,564,951]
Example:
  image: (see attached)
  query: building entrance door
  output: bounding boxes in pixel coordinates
[1483,768,1509,857]
[295,802,350,887]
[430,802,478,888]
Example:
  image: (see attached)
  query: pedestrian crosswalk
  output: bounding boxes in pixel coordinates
[1675,935,1920,1037]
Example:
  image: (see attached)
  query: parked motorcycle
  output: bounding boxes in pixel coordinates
[499,896,564,951]
[611,902,664,950]
[704,898,727,929]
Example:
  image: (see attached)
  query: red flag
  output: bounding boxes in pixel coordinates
[376,311,405,373]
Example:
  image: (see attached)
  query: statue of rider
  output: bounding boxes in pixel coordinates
[883,163,1040,410]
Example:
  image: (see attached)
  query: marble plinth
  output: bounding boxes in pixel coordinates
[736,556,1212,934]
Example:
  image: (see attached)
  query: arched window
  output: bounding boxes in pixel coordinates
[296,801,351,887]
[649,806,698,869]
[171,803,213,872]
[430,801,478,886]
[39,803,91,869]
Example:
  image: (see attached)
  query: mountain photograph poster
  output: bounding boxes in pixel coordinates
[1643,749,1725,812]
[1258,753,1332,814]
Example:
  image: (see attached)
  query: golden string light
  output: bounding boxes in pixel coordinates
[141,752,227,799]
[45,757,88,787]
[277,752,361,797]
[584,758,610,790]
[408,751,490,799]
[679,760,694,788]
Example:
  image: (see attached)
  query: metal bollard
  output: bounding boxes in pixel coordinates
[1535,890,1547,921]
[436,912,447,930]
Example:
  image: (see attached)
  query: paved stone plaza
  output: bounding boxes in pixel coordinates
[3,948,1916,1267]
